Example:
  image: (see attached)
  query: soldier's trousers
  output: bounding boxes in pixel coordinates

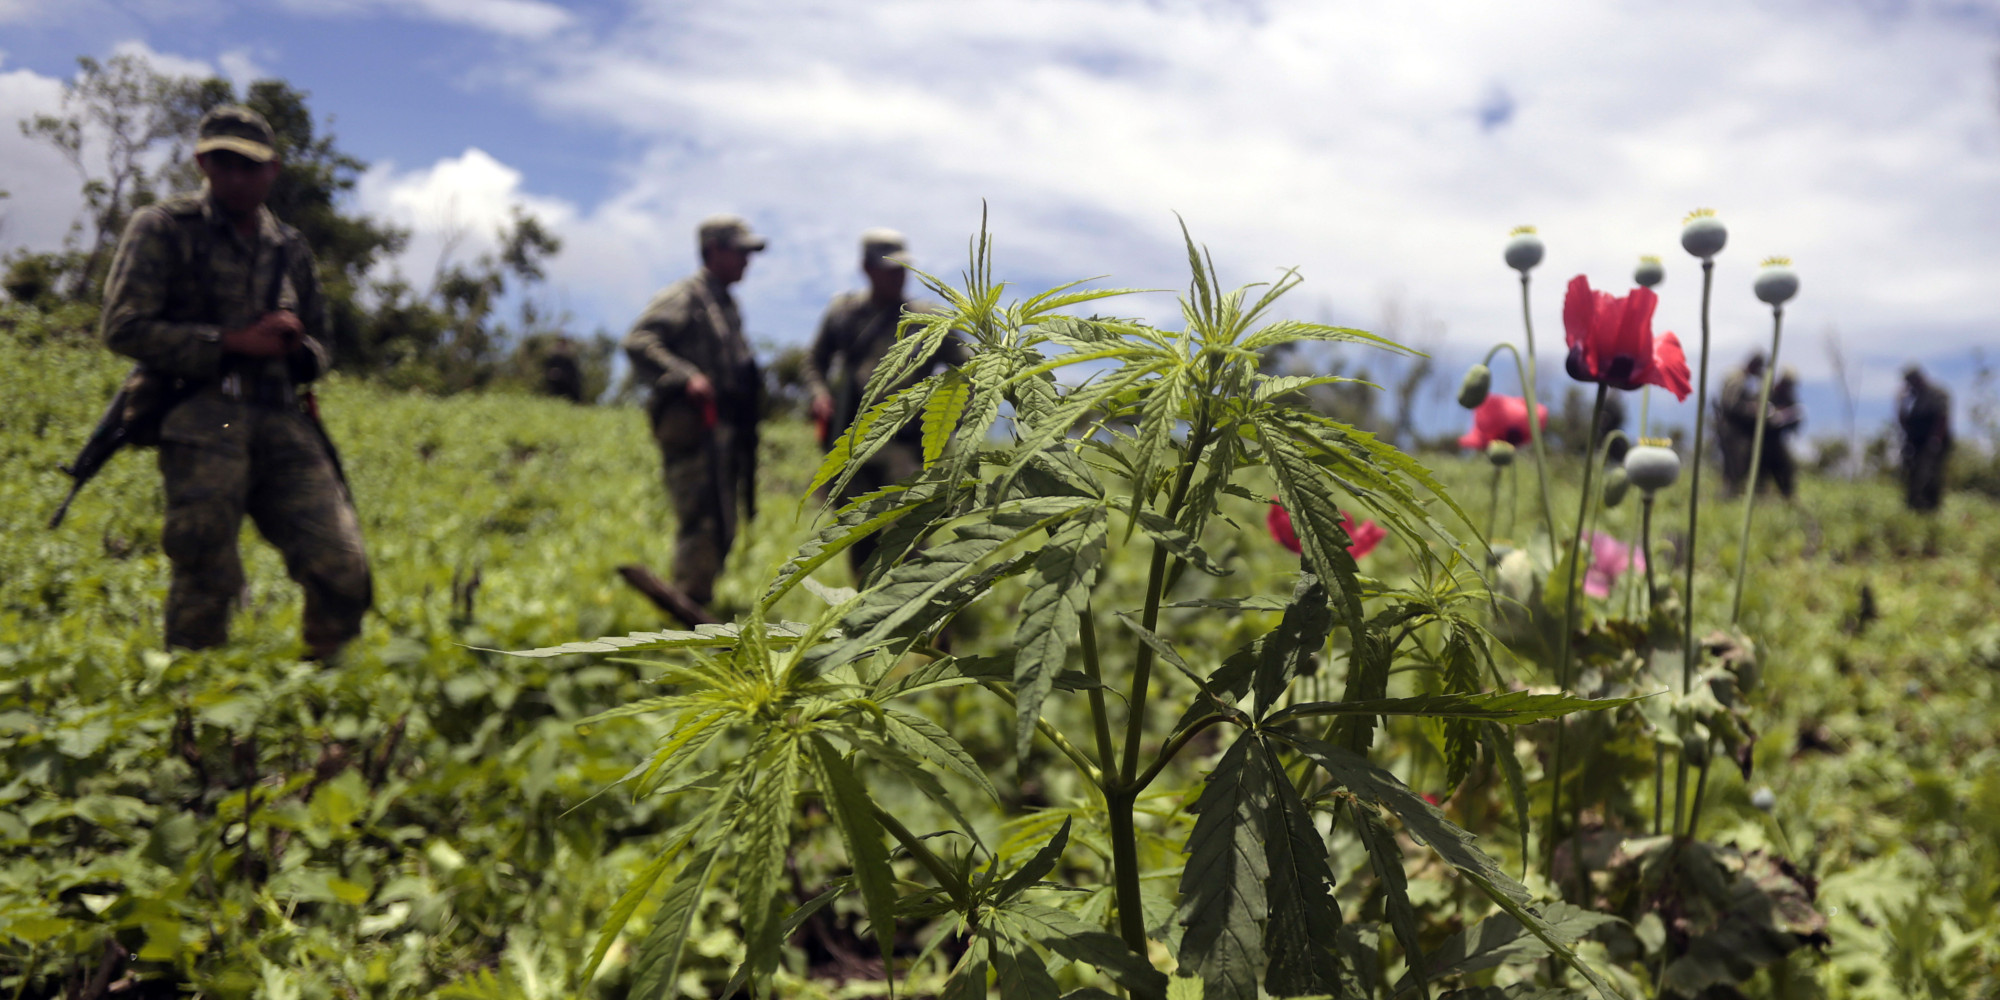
[658,421,746,606]
[1904,445,1948,511]
[157,393,372,654]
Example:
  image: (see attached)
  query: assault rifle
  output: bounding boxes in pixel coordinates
[47,370,147,529]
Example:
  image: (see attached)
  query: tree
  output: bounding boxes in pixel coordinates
[20,53,205,299]
[20,50,571,392]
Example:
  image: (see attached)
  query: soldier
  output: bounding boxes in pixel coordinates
[541,334,583,402]
[1715,353,1766,497]
[100,105,371,659]
[805,229,968,572]
[623,214,766,606]
[1897,365,1952,512]
[1761,367,1803,499]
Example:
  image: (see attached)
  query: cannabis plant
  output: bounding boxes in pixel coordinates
[515,223,1629,999]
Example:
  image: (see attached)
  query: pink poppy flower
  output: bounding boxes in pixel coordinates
[1459,394,1548,451]
[1267,501,1385,560]
[1561,275,1692,400]
[1583,531,1644,599]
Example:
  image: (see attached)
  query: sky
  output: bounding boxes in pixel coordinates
[2,0,1996,444]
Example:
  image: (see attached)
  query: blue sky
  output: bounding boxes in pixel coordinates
[3,0,1998,445]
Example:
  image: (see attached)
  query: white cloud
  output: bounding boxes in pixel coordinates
[354,146,577,289]
[0,58,85,254]
[217,47,268,85]
[280,0,573,38]
[466,0,2000,429]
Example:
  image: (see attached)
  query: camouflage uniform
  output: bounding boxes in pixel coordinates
[804,233,968,570]
[623,226,763,605]
[542,336,583,402]
[1898,369,1951,512]
[1717,363,1801,499]
[102,182,371,654]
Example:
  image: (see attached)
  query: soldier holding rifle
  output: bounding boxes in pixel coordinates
[95,105,371,660]
[622,215,767,609]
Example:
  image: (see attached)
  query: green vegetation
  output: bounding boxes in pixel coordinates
[2,256,1996,999]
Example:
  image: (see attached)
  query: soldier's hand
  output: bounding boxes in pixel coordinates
[221,313,298,359]
[810,392,833,423]
[265,310,305,346]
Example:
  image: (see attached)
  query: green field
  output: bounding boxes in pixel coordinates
[2,300,1995,999]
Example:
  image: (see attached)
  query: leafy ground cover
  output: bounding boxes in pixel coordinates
[1,296,1994,999]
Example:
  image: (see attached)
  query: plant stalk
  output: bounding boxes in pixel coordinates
[1106,788,1148,953]
[1729,305,1785,625]
[1675,258,1716,835]
[1546,383,1608,871]
[1515,276,1561,560]
[1109,406,1212,956]
[1077,609,1120,789]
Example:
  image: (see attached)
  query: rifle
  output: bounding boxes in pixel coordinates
[47,370,145,529]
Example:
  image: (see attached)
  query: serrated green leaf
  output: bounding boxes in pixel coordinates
[922,367,972,465]
[1482,723,1532,873]
[1254,571,1333,719]
[1279,734,1624,1000]
[1013,504,1108,758]
[882,707,1000,803]
[992,931,1064,1000]
[1394,902,1616,995]
[733,736,801,988]
[997,817,1071,903]
[627,845,721,1000]
[805,500,1082,675]
[810,735,900,970]
[494,621,815,658]
[1177,735,1271,1000]
[1260,742,1344,998]
[1135,509,1232,578]
[1000,901,1169,999]
[942,934,993,1000]
[812,373,946,507]
[1267,691,1638,729]
[1354,802,1429,1000]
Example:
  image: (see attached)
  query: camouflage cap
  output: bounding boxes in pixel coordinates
[697,214,768,252]
[195,105,278,163]
[860,228,909,268]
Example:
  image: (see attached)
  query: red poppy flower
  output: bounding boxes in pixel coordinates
[1267,501,1385,560]
[1458,394,1547,450]
[1561,275,1692,400]
[1341,511,1386,560]
[1268,501,1301,554]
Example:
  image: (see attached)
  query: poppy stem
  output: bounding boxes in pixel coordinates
[1642,492,1664,836]
[1486,464,1503,548]
[1675,258,1717,839]
[1515,275,1561,561]
[1729,306,1786,625]
[1546,381,1609,878]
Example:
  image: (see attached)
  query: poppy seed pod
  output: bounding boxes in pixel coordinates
[1754,257,1799,306]
[1486,440,1516,467]
[1602,465,1630,508]
[1751,787,1776,812]
[1681,210,1727,259]
[1458,363,1492,408]
[1504,226,1544,273]
[1635,256,1664,288]
[1625,443,1681,493]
